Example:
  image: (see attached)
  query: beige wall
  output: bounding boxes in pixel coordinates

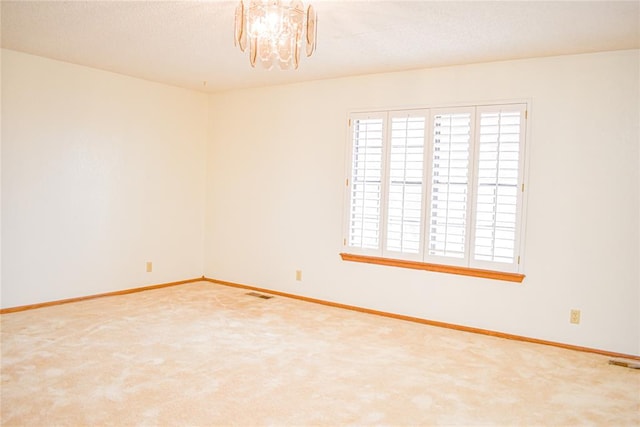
[204,50,640,356]
[1,49,208,307]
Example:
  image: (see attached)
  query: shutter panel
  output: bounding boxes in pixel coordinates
[385,111,427,256]
[427,110,473,261]
[472,106,525,266]
[348,114,385,251]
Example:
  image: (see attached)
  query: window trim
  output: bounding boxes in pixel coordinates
[342,101,530,281]
[339,253,525,283]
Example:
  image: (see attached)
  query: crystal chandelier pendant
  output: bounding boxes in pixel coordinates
[234,0,317,70]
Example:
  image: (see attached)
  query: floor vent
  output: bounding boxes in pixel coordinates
[609,358,640,369]
[246,292,275,300]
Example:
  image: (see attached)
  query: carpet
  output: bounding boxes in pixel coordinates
[1,281,639,425]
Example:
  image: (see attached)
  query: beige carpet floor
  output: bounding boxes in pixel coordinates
[1,281,639,426]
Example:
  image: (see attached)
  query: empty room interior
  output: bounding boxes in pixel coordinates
[1,0,639,425]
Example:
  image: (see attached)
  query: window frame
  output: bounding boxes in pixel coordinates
[342,101,530,280]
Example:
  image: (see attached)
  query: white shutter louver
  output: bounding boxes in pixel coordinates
[473,107,524,264]
[386,113,426,255]
[348,116,385,250]
[428,111,473,259]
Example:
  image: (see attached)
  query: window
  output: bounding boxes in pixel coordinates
[343,103,528,280]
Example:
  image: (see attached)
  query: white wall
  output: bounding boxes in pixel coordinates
[204,50,640,356]
[1,49,208,308]
[2,48,637,356]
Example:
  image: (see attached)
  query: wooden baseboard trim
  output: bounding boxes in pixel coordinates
[203,277,640,361]
[0,277,204,314]
[4,276,637,361]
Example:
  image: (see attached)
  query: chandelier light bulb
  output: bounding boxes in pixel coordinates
[234,0,317,70]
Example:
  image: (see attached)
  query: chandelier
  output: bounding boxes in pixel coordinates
[234,0,317,70]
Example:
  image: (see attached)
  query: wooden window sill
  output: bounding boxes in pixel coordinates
[340,253,525,283]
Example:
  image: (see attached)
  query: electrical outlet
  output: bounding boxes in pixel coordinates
[295,270,302,281]
[570,309,580,324]
[146,262,153,273]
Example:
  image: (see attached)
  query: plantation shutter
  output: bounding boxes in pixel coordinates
[427,109,474,262]
[344,103,528,276]
[472,105,526,269]
[347,114,386,251]
[385,111,427,258]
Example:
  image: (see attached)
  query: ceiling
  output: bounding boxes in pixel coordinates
[1,1,639,93]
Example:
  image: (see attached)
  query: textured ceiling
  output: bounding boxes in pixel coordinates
[1,1,639,93]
